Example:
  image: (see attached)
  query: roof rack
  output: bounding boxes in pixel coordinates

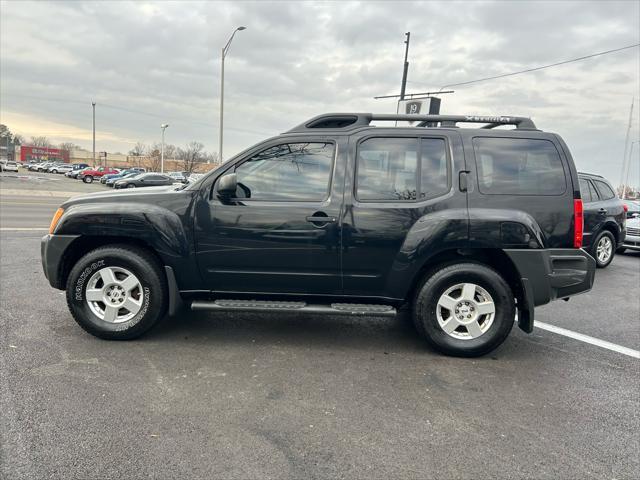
[287,113,538,132]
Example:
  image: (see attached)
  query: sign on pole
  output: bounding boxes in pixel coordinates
[397,97,442,124]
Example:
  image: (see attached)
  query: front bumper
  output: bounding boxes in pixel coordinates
[41,234,80,289]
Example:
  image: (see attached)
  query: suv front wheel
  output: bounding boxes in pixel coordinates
[65,245,168,339]
[413,263,515,357]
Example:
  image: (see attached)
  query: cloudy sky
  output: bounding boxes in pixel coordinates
[1,0,639,184]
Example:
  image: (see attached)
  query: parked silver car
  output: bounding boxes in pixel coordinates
[619,215,640,252]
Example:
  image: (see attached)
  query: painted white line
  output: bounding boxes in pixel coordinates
[0,227,49,231]
[535,321,640,359]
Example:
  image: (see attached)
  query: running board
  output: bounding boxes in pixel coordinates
[190,299,397,317]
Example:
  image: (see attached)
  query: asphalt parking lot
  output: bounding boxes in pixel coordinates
[1,171,639,479]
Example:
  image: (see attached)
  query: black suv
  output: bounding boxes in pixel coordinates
[41,113,596,357]
[578,172,626,268]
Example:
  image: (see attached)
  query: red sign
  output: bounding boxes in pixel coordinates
[20,146,69,163]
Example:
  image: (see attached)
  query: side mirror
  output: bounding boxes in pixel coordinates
[217,173,237,197]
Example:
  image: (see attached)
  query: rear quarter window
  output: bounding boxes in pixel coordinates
[593,180,616,200]
[473,137,566,195]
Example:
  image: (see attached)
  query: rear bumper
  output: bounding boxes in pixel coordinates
[41,234,80,289]
[504,248,596,333]
[505,248,596,306]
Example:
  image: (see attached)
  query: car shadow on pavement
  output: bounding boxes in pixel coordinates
[146,309,432,353]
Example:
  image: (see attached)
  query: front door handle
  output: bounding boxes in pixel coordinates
[306,215,337,223]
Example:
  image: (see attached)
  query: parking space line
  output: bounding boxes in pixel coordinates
[535,321,640,358]
[0,227,49,231]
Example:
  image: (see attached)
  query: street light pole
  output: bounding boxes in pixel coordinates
[218,26,246,163]
[92,102,96,166]
[160,124,169,173]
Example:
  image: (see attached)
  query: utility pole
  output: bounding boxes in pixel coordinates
[219,26,246,163]
[92,102,96,166]
[620,98,634,197]
[622,141,638,200]
[399,32,410,101]
[161,124,169,173]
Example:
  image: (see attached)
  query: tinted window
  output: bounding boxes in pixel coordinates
[356,137,449,201]
[357,138,418,201]
[473,137,566,195]
[594,180,615,200]
[579,178,592,203]
[234,142,334,201]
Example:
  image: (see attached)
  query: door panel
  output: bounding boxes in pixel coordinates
[340,131,468,300]
[194,137,345,295]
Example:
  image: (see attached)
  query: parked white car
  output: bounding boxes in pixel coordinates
[3,161,19,172]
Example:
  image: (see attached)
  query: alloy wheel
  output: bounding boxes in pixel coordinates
[436,283,496,340]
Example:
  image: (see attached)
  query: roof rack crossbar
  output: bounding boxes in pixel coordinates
[287,113,537,133]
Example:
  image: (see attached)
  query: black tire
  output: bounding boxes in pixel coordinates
[413,262,515,357]
[590,230,615,268]
[83,175,93,183]
[65,245,168,340]
[127,184,136,188]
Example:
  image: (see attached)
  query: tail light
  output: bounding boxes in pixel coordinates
[573,199,583,248]
[623,204,628,213]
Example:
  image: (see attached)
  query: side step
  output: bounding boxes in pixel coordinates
[190,299,397,317]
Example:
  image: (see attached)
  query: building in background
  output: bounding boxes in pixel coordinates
[20,146,69,163]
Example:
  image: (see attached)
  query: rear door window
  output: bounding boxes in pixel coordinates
[473,137,566,195]
[356,137,449,202]
[579,178,593,203]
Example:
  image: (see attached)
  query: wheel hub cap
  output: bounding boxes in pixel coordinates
[436,283,496,340]
[597,237,612,263]
[85,266,144,323]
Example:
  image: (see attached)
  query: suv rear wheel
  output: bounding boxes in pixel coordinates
[83,175,94,183]
[65,245,168,339]
[413,263,515,357]
[590,230,615,268]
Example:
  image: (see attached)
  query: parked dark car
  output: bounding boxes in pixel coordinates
[578,172,626,267]
[105,172,139,187]
[113,173,176,189]
[41,112,596,357]
[101,168,146,184]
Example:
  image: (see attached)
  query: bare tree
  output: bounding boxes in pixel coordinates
[201,151,220,166]
[163,143,177,160]
[177,141,205,174]
[128,142,146,156]
[59,142,78,153]
[30,136,51,148]
[12,134,24,145]
[146,145,162,172]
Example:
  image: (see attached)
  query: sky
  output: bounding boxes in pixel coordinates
[1,0,639,186]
